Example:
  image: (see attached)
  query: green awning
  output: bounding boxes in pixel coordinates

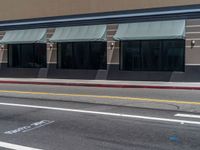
[50,25,106,42]
[113,20,185,40]
[0,28,47,44]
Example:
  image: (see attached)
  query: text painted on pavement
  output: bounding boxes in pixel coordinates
[4,120,54,135]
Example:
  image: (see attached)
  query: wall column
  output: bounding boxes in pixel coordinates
[0,31,7,68]
[107,24,119,70]
[47,28,57,69]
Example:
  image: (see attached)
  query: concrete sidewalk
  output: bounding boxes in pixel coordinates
[0,78,200,90]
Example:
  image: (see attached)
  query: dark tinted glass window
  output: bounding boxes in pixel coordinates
[73,42,90,69]
[20,44,34,68]
[162,40,185,71]
[122,41,140,71]
[8,44,46,68]
[121,40,185,71]
[35,44,47,68]
[141,41,162,71]
[58,43,73,68]
[58,42,107,70]
[91,42,107,69]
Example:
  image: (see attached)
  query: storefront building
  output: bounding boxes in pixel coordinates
[0,0,200,81]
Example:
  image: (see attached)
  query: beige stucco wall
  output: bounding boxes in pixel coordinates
[0,0,199,21]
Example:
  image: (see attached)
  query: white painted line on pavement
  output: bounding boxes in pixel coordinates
[175,113,200,119]
[0,102,200,125]
[0,141,43,150]
[23,120,54,133]
[4,120,55,135]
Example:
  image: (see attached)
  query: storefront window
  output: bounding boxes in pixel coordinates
[162,40,185,71]
[58,42,107,70]
[8,44,46,68]
[121,40,185,71]
[122,41,141,71]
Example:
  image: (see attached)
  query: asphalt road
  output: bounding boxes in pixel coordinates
[0,96,200,149]
[0,83,199,112]
[0,84,199,149]
[0,84,199,101]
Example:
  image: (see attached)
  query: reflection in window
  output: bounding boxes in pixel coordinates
[122,41,141,70]
[141,41,162,71]
[162,40,184,71]
[58,42,107,70]
[121,40,185,71]
[8,44,46,68]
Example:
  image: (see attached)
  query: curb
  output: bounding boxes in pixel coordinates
[0,80,200,90]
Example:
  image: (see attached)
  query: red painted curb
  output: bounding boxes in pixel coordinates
[0,80,200,90]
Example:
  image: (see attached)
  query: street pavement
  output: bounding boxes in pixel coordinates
[0,84,199,149]
[0,84,199,112]
[0,96,200,150]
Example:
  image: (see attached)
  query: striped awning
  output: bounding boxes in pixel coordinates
[114,20,185,40]
[50,25,106,42]
[0,28,47,44]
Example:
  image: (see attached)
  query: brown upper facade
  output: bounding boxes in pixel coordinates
[0,0,200,21]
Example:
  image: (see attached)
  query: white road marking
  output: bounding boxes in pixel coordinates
[4,120,55,135]
[23,120,54,133]
[0,141,42,150]
[175,113,200,119]
[0,102,200,125]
